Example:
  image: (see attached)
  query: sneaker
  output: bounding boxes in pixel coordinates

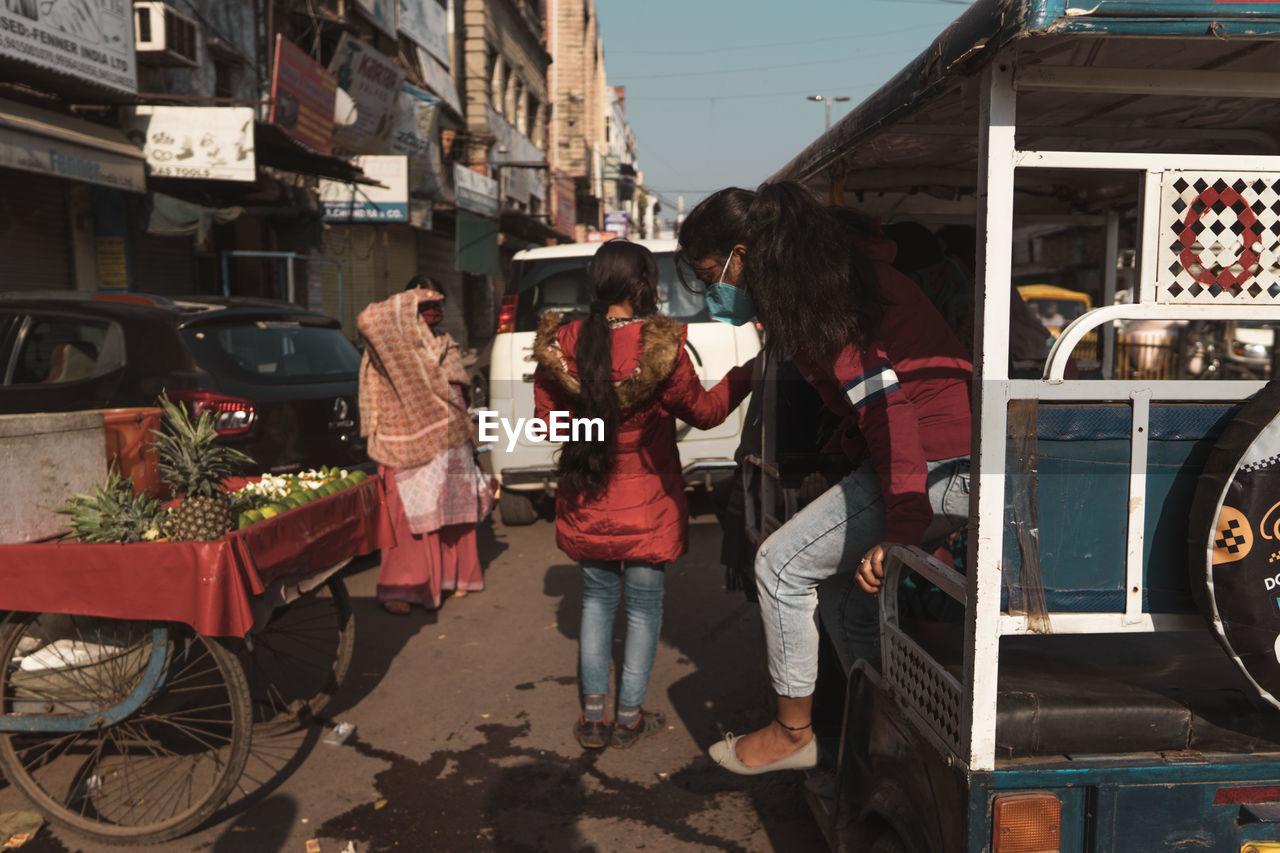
[574,714,609,749]
[610,709,667,749]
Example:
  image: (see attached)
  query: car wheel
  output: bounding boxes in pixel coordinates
[498,489,538,526]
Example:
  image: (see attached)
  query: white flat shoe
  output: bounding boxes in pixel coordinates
[708,733,819,775]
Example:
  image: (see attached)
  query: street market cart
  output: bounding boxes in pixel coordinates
[0,474,391,845]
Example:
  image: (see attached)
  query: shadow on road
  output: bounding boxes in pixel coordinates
[539,532,826,852]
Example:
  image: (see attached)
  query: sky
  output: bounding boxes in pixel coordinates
[593,0,978,228]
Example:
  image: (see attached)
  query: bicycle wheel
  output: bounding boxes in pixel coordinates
[238,576,355,730]
[0,614,252,845]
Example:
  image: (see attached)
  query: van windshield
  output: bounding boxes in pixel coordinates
[510,252,710,331]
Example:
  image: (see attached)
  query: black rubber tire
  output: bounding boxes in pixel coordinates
[0,615,253,845]
[238,576,355,731]
[498,488,539,526]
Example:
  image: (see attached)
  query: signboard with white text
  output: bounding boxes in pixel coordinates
[0,0,136,96]
[328,34,404,154]
[320,155,409,222]
[354,0,396,37]
[453,164,498,219]
[389,83,440,194]
[123,107,256,182]
[399,0,449,69]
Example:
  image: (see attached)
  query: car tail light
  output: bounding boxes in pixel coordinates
[165,390,257,436]
[992,793,1060,853]
[497,294,518,334]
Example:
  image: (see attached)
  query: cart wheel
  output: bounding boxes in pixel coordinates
[0,614,252,845]
[239,576,355,731]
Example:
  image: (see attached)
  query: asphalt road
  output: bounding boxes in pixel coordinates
[1,502,830,853]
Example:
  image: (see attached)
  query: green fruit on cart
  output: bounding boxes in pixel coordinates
[349,470,369,484]
[243,509,264,524]
[259,505,280,519]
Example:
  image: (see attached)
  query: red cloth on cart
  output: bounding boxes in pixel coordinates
[0,477,394,638]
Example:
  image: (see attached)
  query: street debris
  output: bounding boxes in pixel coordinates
[374,799,388,810]
[305,840,321,853]
[0,809,43,848]
[324,721,356,745]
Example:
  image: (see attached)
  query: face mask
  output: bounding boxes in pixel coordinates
[705,253,755,326]
[419,306,443,327]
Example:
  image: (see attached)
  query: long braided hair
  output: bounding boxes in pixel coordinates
[557,241,659,495]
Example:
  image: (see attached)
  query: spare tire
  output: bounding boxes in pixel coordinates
[1189,380,1280,709]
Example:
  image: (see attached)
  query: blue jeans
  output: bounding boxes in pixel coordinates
[754,457,970,697]
[579,561,665,708]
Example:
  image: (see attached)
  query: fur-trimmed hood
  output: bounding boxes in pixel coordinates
[532,311,684,411]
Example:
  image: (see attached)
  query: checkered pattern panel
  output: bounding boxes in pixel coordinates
[1157,172,1280,304]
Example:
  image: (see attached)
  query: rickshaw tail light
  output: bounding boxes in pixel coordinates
[992,793,1061,853]
[1213,785,1280,805]
[496,295,518,334]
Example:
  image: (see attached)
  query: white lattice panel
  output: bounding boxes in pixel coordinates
[1157,172,1280,304]
[882,623,963,756]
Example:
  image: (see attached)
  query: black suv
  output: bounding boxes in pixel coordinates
[0,292,366,473]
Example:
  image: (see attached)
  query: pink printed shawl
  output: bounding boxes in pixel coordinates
[357,291,472,469]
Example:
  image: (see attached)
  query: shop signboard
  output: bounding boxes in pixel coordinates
[319,155,409,222]
[551,169,576,238]
[454,164,498,219]
[415,46,461,115]
[122,107,255,182]
[604,211,630,240]
[354,0,396,37]
[389,83,439,193]
[399,0,449,69]
[270,35,337,155]
[0,0,136,96]
[328,34,404,154]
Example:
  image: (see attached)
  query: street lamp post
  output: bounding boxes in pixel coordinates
[807,94,850,131]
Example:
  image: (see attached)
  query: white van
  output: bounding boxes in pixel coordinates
[485,239,760,524]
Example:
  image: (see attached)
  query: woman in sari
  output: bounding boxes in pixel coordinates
[357,277,493,614]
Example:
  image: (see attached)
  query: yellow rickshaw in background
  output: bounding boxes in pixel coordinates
[1016,284,1096,360]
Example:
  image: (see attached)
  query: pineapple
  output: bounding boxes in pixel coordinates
[153,393,255,541]
[59,468,165,543]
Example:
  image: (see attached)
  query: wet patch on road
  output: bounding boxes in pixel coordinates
[320,717,817,851]
[513,675,576,691]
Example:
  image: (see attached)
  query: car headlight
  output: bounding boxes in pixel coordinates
[1230,341,1270,360]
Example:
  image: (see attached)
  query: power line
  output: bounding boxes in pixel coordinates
[608,23,945,56]
[627,82,877,103]
[620,47,917,81]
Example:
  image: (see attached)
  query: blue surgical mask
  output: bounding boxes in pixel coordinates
[705,253,755,326]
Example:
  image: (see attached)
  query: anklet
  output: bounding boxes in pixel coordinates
[775,718,812,731]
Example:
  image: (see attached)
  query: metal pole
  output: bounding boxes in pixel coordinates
[825,99,831,131]
[286,256,296,304]
[220,251,230,297]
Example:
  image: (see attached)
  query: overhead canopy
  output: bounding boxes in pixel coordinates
[0,96,146,192]
[254,122,381,187]
[772,0,1280,222]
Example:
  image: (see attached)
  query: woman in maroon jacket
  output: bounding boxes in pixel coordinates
[678,182,973,775]
[533,240,753,750]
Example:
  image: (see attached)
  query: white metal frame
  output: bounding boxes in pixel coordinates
[890,56,1280,773]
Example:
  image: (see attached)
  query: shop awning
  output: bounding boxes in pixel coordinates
[255,122,382,186]
[0,96,146,193]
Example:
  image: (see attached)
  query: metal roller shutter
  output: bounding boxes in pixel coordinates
[0,171,73,292]
[416,228,466,345]
[130,231,197,296]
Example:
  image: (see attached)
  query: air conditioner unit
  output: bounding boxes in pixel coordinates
[134,2,199,67]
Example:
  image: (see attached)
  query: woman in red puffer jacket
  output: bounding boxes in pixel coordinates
[533,240,753,751]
